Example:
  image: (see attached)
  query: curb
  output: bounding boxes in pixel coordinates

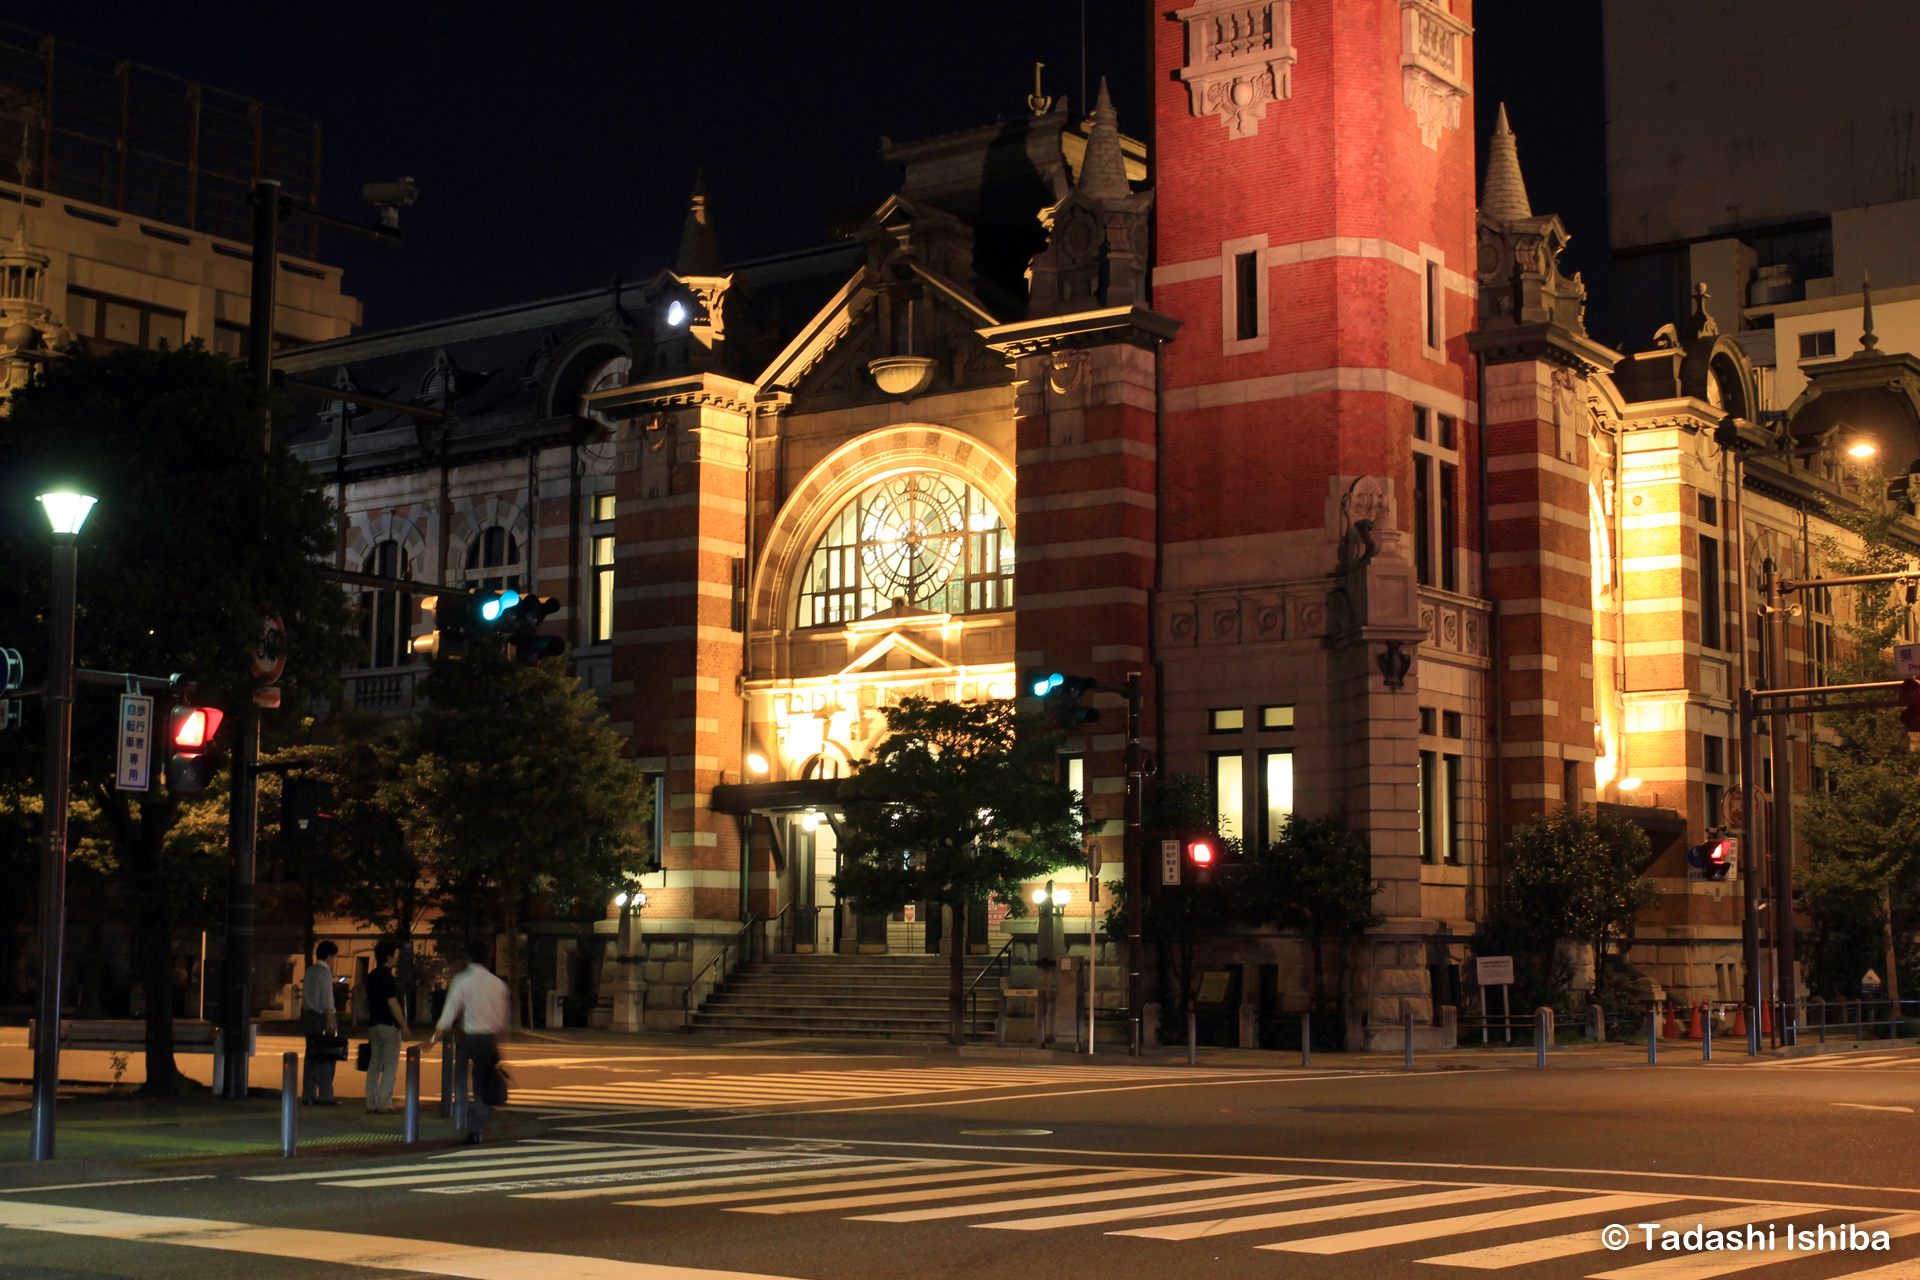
[0,1158,145,1189]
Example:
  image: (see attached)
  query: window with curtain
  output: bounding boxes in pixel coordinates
[796,472,1012,627]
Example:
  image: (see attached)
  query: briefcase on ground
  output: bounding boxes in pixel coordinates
[312,1033,350,1062]
[355,1041,371,1071]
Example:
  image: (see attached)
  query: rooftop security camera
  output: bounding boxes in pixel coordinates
[362,178,419,230]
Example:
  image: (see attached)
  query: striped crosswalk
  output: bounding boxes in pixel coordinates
[508,1062,1263,1113]
[271,1137,1920,1278]
[1756,1052,1920,1071]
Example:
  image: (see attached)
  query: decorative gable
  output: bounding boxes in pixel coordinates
[1173,1,1297,140]
[1400,0,1472,148]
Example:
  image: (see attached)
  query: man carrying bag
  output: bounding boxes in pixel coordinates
[301,940,345,1106]
[429,939,510,1144]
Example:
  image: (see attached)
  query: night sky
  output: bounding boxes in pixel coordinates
[53,0,1608,338]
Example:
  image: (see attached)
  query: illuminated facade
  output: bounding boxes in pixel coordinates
[279,0,1920,1037]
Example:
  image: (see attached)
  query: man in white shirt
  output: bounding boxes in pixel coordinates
[430,939,510,1143]
[300,940,340,1106]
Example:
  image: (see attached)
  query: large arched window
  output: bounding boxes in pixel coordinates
[359,540,412,669]
[465,526,521,592]
[796,472,1012,628]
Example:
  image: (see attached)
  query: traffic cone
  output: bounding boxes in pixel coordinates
[1762,1001,1773,1035]
[1732,1005,1747,1037]
[1663,1003,1681,1039]
[1687,1002,1703,1039]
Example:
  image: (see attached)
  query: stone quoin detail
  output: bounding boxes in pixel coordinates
[1173,0,1297,139]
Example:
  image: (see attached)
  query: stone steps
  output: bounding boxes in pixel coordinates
[688,955,1005,1042]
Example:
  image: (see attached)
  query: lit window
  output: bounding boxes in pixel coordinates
[1262,749,1293,846]
[1260,704,1294,730]
[591,535,615,644]
[1211,752,1244,842]
[593,493,616,523]
[1061,753,1085,802]
[796,472,1012,627]
[1210,707,1245,733]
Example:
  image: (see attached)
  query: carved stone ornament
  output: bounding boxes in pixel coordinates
[1399,0,1471,149]
[1173,0,1297,139]
[1047,348,1090,397]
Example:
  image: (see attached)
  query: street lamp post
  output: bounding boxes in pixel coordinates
[29,489,96,1161]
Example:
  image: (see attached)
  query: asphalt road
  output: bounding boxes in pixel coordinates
[4,1037,1919,1280]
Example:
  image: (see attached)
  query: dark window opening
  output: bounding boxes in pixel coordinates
[1234,250,1260,341]
[1700,533,1722,650]
[1439,462,1458,591]
[1414,454,1433,586]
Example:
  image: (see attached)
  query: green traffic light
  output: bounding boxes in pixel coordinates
[480,588,521,622]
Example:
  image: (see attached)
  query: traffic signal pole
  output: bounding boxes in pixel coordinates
[220,178,280,1099]
[1764,571,1795,1043]
[29,530,78,1158]
[1737,685,1761,1024]
[1123,671,1144,1056]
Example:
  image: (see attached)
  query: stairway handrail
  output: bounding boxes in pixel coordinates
[683,915,758,1029]
[964,937,1015,1036]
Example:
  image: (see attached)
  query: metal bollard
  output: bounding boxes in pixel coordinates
[439,1039,454,1118]
[996,992,1007,1048]
[452,1042,469,1132]
[1647,1013,1657,1065]
[1300,1011,1312,1068]
[1535,1012,1546,1068]
[1747,1006,1760,1056]
[1187,1008,1197,1066]
[1404,1010,1415,1070]
[403,1045,421,1144]
[280,1051,298,1158]
[1816,997,1826,1044]
[1703,1012,1713,1062]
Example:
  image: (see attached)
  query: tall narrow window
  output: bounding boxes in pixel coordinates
[1262,749,1294,848]
[1425,261,1442,349]
[591,534,615,644]
[1211,752,1244,843]
[465,526,521,593]
[1414,454,1433,586]
[1418,749,1439,862]
[1439,462,1458,591]
[359,540,411,669]
[1234,251,1260,342]
[1700,534,1722,650]
[1442,754,1462,863]
[1062,754,1085,803]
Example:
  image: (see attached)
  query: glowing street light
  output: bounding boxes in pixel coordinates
[36,491,96,536]
[746,752,769,775]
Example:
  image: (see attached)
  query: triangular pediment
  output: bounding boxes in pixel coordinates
[839,630,953,677]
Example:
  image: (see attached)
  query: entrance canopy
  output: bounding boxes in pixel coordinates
[710,777,843,816]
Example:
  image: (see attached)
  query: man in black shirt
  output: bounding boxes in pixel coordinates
[364,941,406,1114]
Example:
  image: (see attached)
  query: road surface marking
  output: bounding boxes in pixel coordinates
[520,1160,962,1201]
[0,1198,809,1279]
[245,1141,661,1181]
[1417,1205,1802,1269]
[730,1169,1162,1214]
[0,1175,214,1194]
[852,1175,1286,1222]
[624,1164,1059,1207]
[1587,1211,1920,1279]
[1114,1183,1534,1241]
[973,1179,1422,1231]
[1833,1103,1915,1112]
[418,1157,889,1196]
[328,1149,825,1189]
[1266,1192,1677,1254]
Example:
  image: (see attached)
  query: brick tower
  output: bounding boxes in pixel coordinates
[1150,0,1483,1040]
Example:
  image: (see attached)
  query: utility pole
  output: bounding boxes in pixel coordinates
[1123,671,1144,1056]
[1765,569,1796,1041]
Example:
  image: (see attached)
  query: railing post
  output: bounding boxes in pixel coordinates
[1814,996,1825,1044]
[1646,1011,1657,1064]
[1300,1011,1312,1068]
[1747,1005,1759,1056]
[403,1045,420,1144]
[1404,1010,1415,1070]
[996,990,1007,1048]
[279,1051,298,1157]
[1187,1007,1197,1066]
[1703,1010,1713,1062]
[1535,1012,1546,1068]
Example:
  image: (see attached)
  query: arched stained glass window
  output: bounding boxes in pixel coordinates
[797,472,1012,628]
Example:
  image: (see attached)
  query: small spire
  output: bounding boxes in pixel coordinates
[1481,103,1532,223]
[1077,78,1130,201]
[9,215,25,251]
[675,172,721,276]
[1860,273,1879,352]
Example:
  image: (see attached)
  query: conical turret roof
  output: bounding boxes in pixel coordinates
[676,173,721,276]
[1481,104,1532,223]
[1077,78,1130,201]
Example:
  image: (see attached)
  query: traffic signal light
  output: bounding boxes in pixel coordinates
[1687,838,1735,881]
[166,701,225,794]
[1025,670,1101,730]
[281,777,335,843]
[1,647,20,731]
[1901,678,1920,732]
[1187,835,1218,868]
[504,594,563,662]
[411,589,475,660]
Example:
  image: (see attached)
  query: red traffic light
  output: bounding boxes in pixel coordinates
[1187,838,1216,866]
[171,706,223,749]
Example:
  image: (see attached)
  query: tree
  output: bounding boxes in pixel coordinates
[408,641,649,1022]
[0,343,357,1092]
[1797,474,1920,1002]
[1482,805,1657,1005]
[1246,815,1383,1008]
[832,696,1086,1044]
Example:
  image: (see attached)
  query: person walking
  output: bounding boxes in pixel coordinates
[300,940,340,1106]
[429,940,510,1144]
[363,941,406,1114]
